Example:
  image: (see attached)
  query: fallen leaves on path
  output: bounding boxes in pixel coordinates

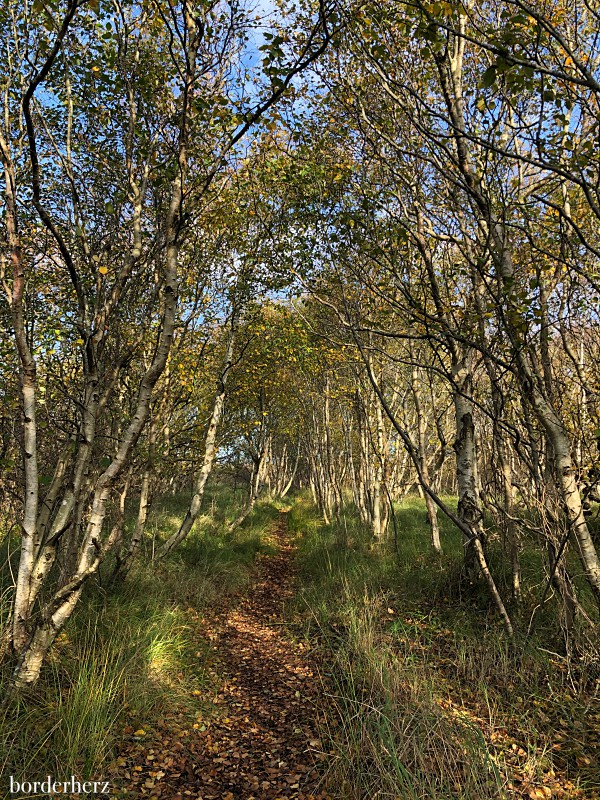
[111,513,331,799]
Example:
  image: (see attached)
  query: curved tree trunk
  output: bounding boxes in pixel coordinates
[10,7,201,689]
[158,315,238,557]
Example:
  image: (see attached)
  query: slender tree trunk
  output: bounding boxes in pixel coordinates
[533,388,600,605]
[230,443,268,530]
[114,419,156,578]
[369,394,387,541]
[498,431,520,603]
[280,441,300,498]
[158,316,238,557]
[323,377,341,522]
[1,140,39,654]
[411,361,441,552]
[10,8,201,688]
[452,351,483,578]
[546,533,577,652]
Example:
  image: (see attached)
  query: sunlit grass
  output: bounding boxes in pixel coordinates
[0,486,279,789]
[290,493,599,800]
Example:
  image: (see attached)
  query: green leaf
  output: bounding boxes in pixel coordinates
[480,66,497,89]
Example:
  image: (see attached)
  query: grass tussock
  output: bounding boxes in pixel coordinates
[0,486,279,788]
[289,494,600,800]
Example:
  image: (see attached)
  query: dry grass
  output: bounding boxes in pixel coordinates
[291,496,600,800]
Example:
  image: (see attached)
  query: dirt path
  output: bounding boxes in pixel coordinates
[113,512,332,800]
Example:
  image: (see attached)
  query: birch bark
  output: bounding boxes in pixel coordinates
[11,4,201,688]
[158,314,238,556]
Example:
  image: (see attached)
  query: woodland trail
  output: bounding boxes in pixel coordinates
[112,511,332,800]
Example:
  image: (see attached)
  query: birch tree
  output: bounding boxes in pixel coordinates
[1,0,335,688]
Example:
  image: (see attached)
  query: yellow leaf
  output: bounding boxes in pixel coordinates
[134,729,146,736]
[528,788,552,799]
[99,266,108,275]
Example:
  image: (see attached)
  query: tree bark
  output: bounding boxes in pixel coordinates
[158,315,238,557]
[411,361,441,552]
[10,5,201,689]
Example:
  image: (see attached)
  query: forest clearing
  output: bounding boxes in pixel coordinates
[1,0,600,797]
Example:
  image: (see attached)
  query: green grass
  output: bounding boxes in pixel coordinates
[1,489,598,798]
[289,493,600,800]
[0,486,280,791]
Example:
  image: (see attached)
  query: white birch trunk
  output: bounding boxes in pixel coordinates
[411,363,441,552]
[452,353,482,577]
[158,317,237,556]
[11,8,201,688]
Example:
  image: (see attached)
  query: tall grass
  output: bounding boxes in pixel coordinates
[0,487,279,791]
[322,609,507,800]
[289,494,599,800]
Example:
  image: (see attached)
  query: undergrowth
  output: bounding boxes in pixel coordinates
[0,485,278,790]
[289,494,600,800]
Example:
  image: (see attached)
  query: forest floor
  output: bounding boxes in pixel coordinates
[110,510,332,800]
